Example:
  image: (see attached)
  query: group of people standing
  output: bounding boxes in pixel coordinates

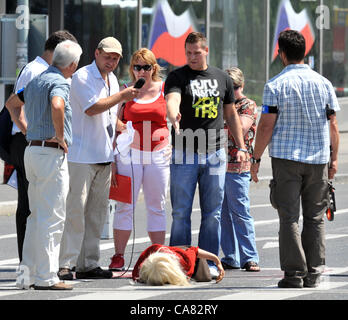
[5,28,339,290]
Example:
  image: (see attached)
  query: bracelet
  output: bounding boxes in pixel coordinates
[54,136,64,144]
[237,147,248,153]
[250,157,261,164]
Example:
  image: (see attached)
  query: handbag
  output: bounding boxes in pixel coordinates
[0,64,26,164]
[192,258,212,282]
[0,106,13,164]
[109,173,132,204]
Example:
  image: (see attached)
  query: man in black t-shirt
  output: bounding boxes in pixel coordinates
[164,32,247,278]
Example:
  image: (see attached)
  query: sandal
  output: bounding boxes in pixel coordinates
[242,261,260,272]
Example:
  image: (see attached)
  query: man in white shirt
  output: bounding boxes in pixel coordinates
[9,30,77,263]
[58,37,139,280]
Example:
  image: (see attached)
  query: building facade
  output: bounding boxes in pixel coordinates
[1,0,348,106]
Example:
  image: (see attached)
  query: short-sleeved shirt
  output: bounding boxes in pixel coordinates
[24,65,72,146]
[164,65,235,153]
[263,64,340,164]
[225,96,258,173]
[123,82,169,151]
[68,61,119,163]
[132,244,199,281]
[12,56,49,135]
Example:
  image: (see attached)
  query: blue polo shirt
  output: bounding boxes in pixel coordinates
[24,65,73,146]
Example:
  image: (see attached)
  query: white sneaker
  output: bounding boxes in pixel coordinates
[16,280,34,290]
[209,265,219,279]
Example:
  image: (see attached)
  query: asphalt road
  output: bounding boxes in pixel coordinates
[0,132,347,316]
[1,181,348,309]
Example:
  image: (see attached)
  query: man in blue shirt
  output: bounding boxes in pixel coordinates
[8,30,77,264]
[251,30,340,288]
[6,40,82,290]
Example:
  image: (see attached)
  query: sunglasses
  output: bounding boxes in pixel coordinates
[233,86,240,90]
[133,64,152,71]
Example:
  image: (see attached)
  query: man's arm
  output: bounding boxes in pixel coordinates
[5,93,27,135]
[250,113,277,182]
[328,114,339,180]
[224,103,247,162]
[51,96,68,153]
[85,86,139,117]
[166,92,181,135]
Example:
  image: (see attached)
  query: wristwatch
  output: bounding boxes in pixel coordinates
[250,157,261,164]
[237,147,248,153]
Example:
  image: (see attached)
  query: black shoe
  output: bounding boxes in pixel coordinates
[304,273,321,288]
[278,277,303,288]
[76,267,113,279]
[58,268,74,281]
[221,261,240,270]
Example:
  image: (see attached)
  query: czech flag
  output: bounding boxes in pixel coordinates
[149,0,196,66]
[272,0,315,61]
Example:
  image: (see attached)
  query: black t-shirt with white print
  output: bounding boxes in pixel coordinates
[164,65,234,153]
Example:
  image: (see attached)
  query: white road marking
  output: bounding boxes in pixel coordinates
[262,234,348,249]
[1,207,347,266]
[210,282,348,300]
[0,233,17,240]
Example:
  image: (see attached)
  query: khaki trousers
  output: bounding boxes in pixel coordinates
[59,162,111,272]
[271,157,329,275]
[20,146,69,287]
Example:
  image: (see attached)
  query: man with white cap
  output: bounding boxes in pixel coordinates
[58,37,139,280]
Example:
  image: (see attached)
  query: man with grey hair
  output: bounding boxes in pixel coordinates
[6,30,77,264]
[6,39,83,290]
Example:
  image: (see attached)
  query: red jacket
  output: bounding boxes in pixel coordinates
[132,244,199,281]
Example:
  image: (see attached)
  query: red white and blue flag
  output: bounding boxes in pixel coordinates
[272,0,315,61]
[148,0,196,66]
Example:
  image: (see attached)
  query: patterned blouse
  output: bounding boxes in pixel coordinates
[225,96,258,173]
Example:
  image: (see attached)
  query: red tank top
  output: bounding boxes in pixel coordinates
[123,82,169,152]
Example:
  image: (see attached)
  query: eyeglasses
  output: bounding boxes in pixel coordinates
[233,86,240,90]
[133,64,152,72]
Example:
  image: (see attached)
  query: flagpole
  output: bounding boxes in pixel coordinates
[266,0,270,81]
[206,0,210,64]
[137,0,142,49]
[319,0,323,75]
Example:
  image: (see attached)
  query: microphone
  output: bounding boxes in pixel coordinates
[134,78,146,89]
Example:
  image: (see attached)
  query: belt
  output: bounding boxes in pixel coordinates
[29,140,63,150]
[96,162,112,166]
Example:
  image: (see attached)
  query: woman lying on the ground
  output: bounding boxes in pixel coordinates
[132,244,224,286]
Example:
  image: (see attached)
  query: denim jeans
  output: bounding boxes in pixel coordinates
[221,172,259,267]
[169,148,226,258]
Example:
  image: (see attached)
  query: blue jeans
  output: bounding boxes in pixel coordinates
[221,172,259,267]
[169,149,226,258]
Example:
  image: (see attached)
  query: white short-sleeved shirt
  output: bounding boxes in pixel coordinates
[68,60,119,164]
[12,56,49,135]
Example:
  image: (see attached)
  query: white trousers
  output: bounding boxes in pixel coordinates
[59,162,111,272]
[113,148,170,231]
[19,146,69,287]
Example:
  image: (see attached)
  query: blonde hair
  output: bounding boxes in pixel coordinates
[129,48,162,82]
[226,67,244,87]
[139,250,190,286]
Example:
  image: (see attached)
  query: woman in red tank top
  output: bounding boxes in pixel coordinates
[109,48,170,271]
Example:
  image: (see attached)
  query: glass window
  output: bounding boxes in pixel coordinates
[323,0,348,97]
[210,0,268,105]
[142,0,206,77]
[64,0,137,83]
